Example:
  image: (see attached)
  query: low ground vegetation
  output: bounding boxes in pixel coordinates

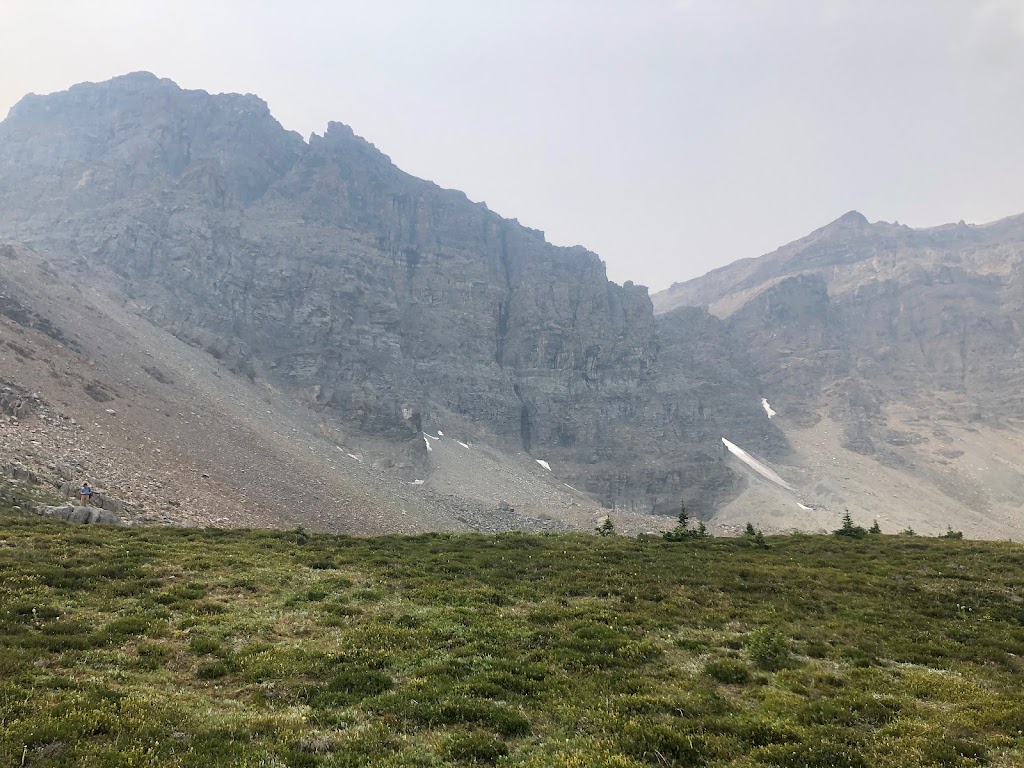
[1,507,1022,767]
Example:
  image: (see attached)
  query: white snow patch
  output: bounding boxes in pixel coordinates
[458,441,470,449]
[412,479,424,485]
[423,436,432,452]
[721,437,794,491]
[564,483,579,492]
[437,430,444,436]
[761,398,777,418]
[798,502,812,510]
[346,453,362,463]
[536,459,551,471]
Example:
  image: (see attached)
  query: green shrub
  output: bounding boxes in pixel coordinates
[759,741,869,768]
[619,721,710,765]
[704,658,752,684]
[135,642,169,670]
[799,695,900,728]
[311,669,393,708]
[308,559,338,570]
[919,736,988,766]
[747,626,792,671]
[367,694,531,737]
[443,731,510,764]
[189,635,222,655]
[663,501,711,540]
[197,661,231,680]
[723,716,800,748]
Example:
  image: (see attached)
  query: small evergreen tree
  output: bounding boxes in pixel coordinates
[940,527,963,539]
[868,520,882,534]
[747,625,791,670]
[753,529,769,549]
[595,517,615,537]
[663,499,710,541]
[899,527,916,536]
[834,511,867,538]
[745,522,757,537]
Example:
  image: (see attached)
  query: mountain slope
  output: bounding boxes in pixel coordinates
[653,212,1024,537]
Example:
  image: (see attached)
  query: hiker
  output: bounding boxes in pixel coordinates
[79,482,93,506]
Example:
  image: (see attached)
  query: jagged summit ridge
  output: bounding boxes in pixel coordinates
[9,70,274,119]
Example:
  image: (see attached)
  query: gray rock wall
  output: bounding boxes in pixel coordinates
[0,74,790,516]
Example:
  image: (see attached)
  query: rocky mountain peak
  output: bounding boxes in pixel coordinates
[0,74,306,212]
[832,210,869,227]
[309,120,393,166]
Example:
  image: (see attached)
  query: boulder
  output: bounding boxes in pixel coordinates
[38,504,124,525]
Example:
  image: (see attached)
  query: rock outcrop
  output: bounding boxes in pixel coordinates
[36,505,124,525]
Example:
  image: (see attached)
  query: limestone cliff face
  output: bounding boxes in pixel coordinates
[0,73,782,517]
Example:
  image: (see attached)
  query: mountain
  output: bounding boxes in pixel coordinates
[653,210,1024,537]
[0,73,782,533]
[2,73,1022,538]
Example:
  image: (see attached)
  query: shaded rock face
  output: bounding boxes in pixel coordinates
[639,306,788,510]
[0,73,785,517]
[726,275,847,406]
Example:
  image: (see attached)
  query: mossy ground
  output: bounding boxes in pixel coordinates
[1,511,1022,767]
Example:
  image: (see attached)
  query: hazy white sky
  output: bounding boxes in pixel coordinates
[2,1,1023,290]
